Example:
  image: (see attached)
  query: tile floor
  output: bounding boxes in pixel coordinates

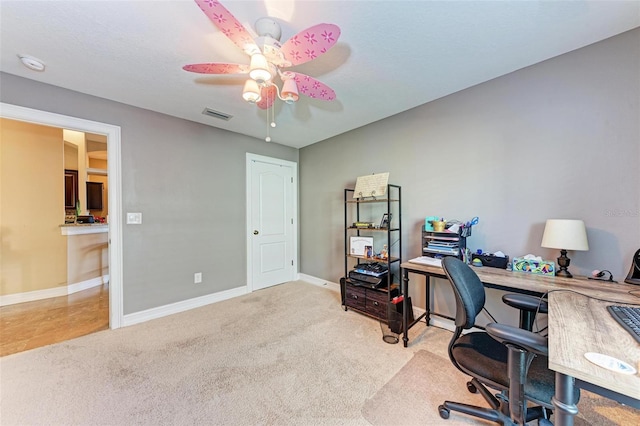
[0,284,109,357]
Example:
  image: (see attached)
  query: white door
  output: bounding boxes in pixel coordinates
[247,154,296,291]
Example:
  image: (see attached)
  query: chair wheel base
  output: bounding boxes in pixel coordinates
[438,405,450,419]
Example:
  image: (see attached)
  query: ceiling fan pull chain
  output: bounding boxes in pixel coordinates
[265,88,272,142]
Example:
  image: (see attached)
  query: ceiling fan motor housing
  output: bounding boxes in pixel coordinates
[255,17,282,40]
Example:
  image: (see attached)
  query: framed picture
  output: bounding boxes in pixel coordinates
[380,213,392,229]
[350,236,374,256]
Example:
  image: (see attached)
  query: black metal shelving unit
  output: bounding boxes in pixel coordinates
[341,184,401,322]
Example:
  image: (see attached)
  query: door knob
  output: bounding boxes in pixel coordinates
[253,230,259,235]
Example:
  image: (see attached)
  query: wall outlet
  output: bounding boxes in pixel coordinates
[194,272,202,284]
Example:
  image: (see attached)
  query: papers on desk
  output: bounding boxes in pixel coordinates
[408,256,442,267]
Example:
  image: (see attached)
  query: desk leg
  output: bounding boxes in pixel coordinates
[552,372,578,426]
[402,268,409,348]
[425,275,431,326]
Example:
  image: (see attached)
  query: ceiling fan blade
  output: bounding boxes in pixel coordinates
[290,72,336,101]
[183,63,249,74]
[281,23,340,66]
[193,0,259,55]
[256,85,277,110]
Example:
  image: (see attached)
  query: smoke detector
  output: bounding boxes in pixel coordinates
[18,54,45,72]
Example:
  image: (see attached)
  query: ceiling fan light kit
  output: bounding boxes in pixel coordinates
[281,77,299,104]
[184,0,340,116]
[242,79,262,103]
[248,53,272,84]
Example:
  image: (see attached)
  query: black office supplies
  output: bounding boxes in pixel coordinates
[353,262,388,276]
[471,253,509,269]
[588,269,617,283]
[625,249,640,285]
[76,215,95,224]
[607,305,640,344]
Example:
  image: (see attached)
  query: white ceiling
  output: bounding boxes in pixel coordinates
[1,1,638,149]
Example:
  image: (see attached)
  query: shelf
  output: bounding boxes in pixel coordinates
[344,279,399,292]
[346,254,399,263]
[347,227,399,231]
[345,198,400,204]
[423,234,459,241]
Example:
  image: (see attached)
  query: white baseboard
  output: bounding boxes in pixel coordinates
[122,285,248,327]
[0,275,109,307]
[297,273,341,292]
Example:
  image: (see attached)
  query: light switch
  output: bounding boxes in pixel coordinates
[126,212,142,224]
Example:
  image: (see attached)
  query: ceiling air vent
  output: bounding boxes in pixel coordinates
[202,108,232,121]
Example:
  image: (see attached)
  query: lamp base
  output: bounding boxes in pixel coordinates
[556,249,573,278]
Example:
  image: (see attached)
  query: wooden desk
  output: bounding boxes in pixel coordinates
[400,261,640,425]
[548,291,640,425]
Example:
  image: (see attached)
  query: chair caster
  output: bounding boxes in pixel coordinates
[438,405,450,419]
[466,381,478,394]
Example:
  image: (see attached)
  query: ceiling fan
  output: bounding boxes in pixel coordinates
[183,0,341,110]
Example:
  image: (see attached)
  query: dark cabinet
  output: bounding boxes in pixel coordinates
[64,169,78,209]
[86,181,104,210]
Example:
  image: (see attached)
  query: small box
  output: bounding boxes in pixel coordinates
[471,253,509,269]
[512,257,555,276]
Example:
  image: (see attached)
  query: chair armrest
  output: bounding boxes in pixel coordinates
[502,293,548,314]
[485,322,548,356]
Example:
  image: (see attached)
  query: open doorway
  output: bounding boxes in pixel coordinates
[0,103,122,355]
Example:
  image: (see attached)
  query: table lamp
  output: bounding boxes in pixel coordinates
[541,219,589,278]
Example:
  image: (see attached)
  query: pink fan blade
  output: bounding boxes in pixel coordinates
[257,85,277,110]
[183,63,249,74]
[194,0,258,55]
[290,72,336,101]
[281,23,340,66]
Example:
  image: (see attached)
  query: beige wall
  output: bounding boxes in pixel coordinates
[0,118,67,295]
[64,142,78,170]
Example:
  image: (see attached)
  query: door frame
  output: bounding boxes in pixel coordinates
[1,102,124,329]
[245,153,298,292]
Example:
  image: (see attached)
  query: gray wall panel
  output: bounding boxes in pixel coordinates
[300,28,640,310]
[1,73,298,314]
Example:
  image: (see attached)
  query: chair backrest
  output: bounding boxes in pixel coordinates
[442,257,485,329]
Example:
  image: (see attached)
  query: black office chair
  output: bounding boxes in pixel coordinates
[502,293,548,332]
[438,257,579,425]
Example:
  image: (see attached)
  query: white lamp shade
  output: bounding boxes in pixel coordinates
[242,79,261,103]
[541,219,589,251]
[249,53,272,83]
[281,78,299,103]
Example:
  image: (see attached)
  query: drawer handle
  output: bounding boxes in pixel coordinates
[373,301,379,306]
[352,295,358,300]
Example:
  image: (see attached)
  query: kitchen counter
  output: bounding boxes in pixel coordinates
[60,223,109,235]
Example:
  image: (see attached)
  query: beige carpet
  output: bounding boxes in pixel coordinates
[0,280,638,425]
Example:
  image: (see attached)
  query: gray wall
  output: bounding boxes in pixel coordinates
[0,72,298,314]
[299,28,640,316]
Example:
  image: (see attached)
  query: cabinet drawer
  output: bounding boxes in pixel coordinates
[345,284,366,311]
[366,290,388,320]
